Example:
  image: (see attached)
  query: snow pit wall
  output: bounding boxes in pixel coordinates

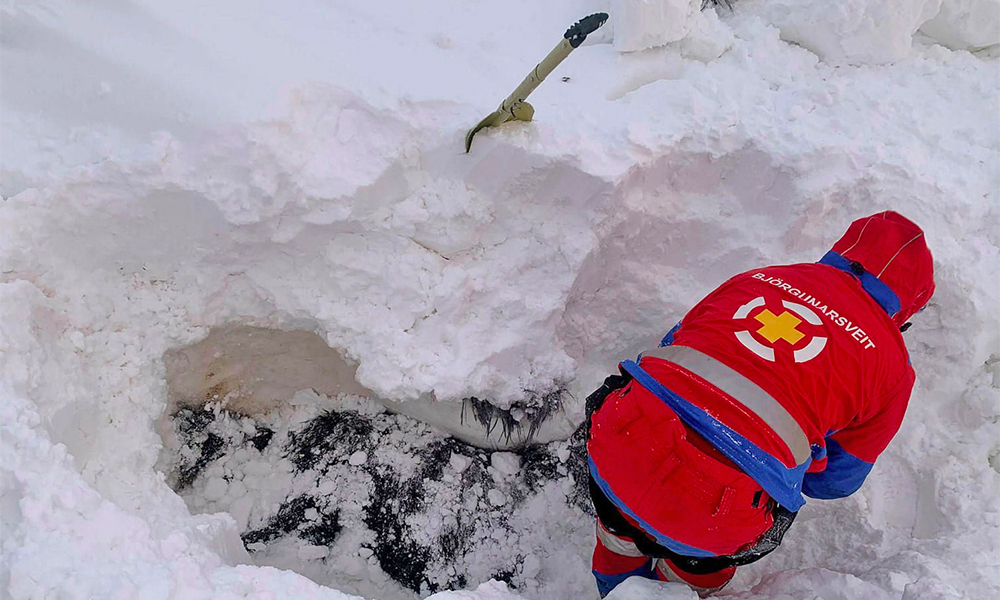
[2,80,998,600]
[163,325,372,417]
[161,324,573,449]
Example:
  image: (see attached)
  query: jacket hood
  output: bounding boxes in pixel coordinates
[821,211,935,328]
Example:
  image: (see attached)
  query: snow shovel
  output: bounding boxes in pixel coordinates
[464,12,609,153]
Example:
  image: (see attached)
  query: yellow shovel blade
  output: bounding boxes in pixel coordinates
[464,102,535,153]
[465,111,505,153]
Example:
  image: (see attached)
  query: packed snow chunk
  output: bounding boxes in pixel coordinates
[742,0,944,64]
[920,0,1000,50]
[348,450,368,466]
[487,488,508,506]
[612,0,704,51]
[745,567,902,599]
[604,576,697,599]
[425,580,526,600]
[450,452,473,473]
[674,6,736,62]
[490,452,522,477]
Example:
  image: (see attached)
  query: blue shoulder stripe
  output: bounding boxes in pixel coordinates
[659,320,682,348]
[818,251,901,318]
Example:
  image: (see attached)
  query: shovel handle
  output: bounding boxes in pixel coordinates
[504,13,609,112]
[564,12,609,48]
[465,12,608,152]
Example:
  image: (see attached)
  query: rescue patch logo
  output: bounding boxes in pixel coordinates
[733,296,828,363]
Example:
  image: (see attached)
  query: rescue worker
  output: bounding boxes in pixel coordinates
[586,211,935,597]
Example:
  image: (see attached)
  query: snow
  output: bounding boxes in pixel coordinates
[735,0,945,64]
[611,0,704,52]
[605,577,698,599]
[425,581,526,600]
[920,0,1000,50]
[487,489,509,507]
[490,453,522,477]
[2,1,998,600]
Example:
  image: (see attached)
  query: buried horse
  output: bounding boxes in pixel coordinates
[158,325,592,598]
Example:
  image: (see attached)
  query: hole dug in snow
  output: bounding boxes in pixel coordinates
[157,325,593,599]
[162,325,372,417]
[152,145,808,599]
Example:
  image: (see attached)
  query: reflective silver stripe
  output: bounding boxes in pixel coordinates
[640,346,811,465]
[653,559,729,596]
[596,521,645,558]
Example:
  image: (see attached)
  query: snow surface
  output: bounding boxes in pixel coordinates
[920,0,1000,50]
[611,0,704,52]
[2,0,999,599]
[738,0,945,65]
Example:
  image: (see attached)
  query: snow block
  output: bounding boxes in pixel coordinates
[612,0,704,52]
[920,0,1000,50]
[746,0,944,64]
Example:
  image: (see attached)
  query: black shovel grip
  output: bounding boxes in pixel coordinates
[564,12,609,48]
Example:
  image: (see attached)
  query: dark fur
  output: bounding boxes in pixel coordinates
[167,404,591,595]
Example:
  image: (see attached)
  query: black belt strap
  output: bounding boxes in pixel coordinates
[589,476,796,574]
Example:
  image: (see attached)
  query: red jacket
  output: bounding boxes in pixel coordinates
[588,211,934,556]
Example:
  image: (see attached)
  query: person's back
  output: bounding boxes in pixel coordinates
[587,211,935,596]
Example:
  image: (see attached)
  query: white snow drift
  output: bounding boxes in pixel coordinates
[2,1,998,599]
